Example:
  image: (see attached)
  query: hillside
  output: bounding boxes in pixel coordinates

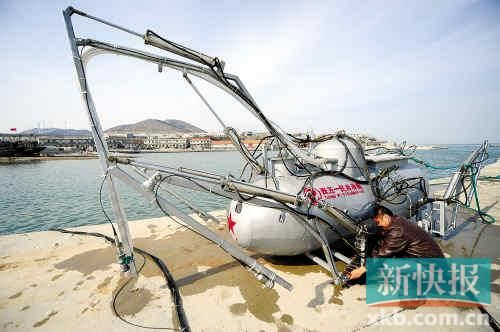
[105,119,205,134]
[20,128,91,136]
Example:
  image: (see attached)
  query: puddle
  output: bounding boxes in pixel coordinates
[54,247,115,275]
[131,228,281,323]
[129,223,355,322]
[329,285,344,305]
[194,267,279,323]
[230,303,247,315]
[264,254,323,276]
[280,313,294,325]
[112,277,154,316]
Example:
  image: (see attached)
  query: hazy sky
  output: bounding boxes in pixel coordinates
[1,0,499,144]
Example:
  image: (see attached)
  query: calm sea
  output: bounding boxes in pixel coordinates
[0,145,498,235]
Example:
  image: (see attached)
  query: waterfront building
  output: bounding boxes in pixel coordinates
[144,135,190,150]
[37,136,95,151]
[106,134,146,150]
[211,139,234,151]
[190,137,211,151]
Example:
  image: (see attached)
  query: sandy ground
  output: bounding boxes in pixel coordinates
[0,161,498,331]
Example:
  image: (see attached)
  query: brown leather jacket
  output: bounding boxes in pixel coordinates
[371,215,444,258]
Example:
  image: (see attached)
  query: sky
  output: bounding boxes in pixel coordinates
[0,0,499,144]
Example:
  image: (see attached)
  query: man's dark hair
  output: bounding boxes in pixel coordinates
[375,204,394,217]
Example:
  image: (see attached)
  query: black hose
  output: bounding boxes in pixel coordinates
[50,228,190,332]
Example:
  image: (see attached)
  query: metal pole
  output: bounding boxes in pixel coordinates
[66,6,143,37]
[183,73,226,128]
[77,38,328,169]
[63,8,136,276]
[110,166,293,291]
[161,186,220,224]
[132,167,220,224]
[123,157,359,234]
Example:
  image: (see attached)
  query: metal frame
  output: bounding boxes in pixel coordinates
[63,6,361,288]
[63,7,137,275]
[430,141,489,237]
[63,6,488,290]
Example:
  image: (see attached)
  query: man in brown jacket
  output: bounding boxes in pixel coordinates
[349,205,444,280]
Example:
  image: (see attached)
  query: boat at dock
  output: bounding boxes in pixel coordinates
[0,139,45,157]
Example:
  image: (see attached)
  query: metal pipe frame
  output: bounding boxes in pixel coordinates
[443,140,489,201]
[110,166,293,291]
[123,158,359,235]
[63,7,137,276]
[133,167,220,224]
[69,4,329,169]
[114,155,359,283]
[63,6,361,286]
[433,140,489,236]
[123,160,353,284]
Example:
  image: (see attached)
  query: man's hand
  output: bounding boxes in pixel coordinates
[348,266,366,280]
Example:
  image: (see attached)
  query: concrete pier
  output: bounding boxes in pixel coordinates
[0,162,498,331]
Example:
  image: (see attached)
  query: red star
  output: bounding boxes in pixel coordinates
[228,213,237,237]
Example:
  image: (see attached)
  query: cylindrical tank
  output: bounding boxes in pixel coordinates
[228,170,376,255]
[313,137,367,180]
[228,176,326,256]
[227,144,429,256]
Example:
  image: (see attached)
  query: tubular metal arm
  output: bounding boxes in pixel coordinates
[63,6,358,288]
[69,6,329,170]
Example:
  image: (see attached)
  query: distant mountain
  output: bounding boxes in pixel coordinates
[163,119,205,133]
[15,119,205,137]
[105,119,205,134]
[20,128,91,136]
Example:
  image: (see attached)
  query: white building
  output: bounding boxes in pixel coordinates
[144,135,189,149]
[190,137,211,150]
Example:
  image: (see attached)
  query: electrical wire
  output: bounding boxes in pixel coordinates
[383,143,495,224]
[49,228,188,331]
[112,251,175,330]
[99,170,118,237]
[238,135,272,181]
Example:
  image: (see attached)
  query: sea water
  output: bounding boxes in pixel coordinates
[0,146,498,234]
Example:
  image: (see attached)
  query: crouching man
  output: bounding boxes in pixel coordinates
[349,205,444,280]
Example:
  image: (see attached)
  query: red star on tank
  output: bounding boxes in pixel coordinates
[227,213,237,238]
